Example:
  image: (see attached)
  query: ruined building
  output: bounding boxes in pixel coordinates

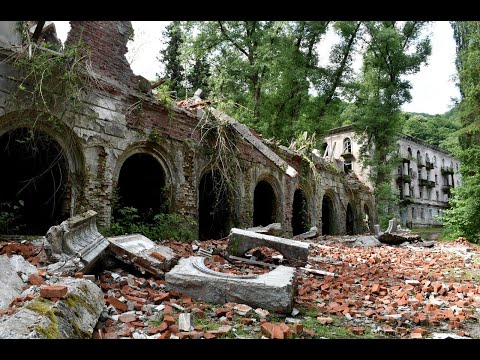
[323,125,461,228]
[0,21,375,239]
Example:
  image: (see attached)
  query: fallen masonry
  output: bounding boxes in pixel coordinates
[45,210,109,274]
[0,278,104,338]
[227,228,311,266]
[0,255,26,309]
[107,234,178,277]
[165,256,297,313]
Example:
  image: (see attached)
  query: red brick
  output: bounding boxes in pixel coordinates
[241,318,255,325]
[351,327,365,335]
[28,274,45,285]
[371,284,381,294]
[410,332,422,339]
[148,322,168,335]
[412,327,428,335]
[204,332,217,339]
[40,285,68,299]
[260,322,274,338]
[150,251,166,261]
[168,324,179,334]
[215,308,230,317]
[317,317,333,325]
[163,315,175,326]
[103,332,118,339]
[106,296,127,313]
[159,331,171,339]
[118,312,136,323]
[293,323,303,334]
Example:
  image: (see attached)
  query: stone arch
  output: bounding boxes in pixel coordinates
[346,203,355,235]
[113,141,176,220]
[363,203,373,231]
[198,169,233,240]
[292,188,309,236]
[321,190,338,236]
[253,176,281,227]
[0,111,85,234]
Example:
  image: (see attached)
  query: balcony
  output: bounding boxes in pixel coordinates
[419,178,436,188]
[341,151,355,160]
[396,173,412,183]
[441,166,454,175]
[400,195,414,204]
[442,184,452,193]
[425,160,434,170]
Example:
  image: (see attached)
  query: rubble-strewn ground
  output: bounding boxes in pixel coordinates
[1,235,479,339]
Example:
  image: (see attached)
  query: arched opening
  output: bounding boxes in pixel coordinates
[346,203,354,235]
[115,153,166,221]
[321,195,334,235]
[199,171,231,240]
[407,147,412,157]
[292,189,308,236]
[363,204,372,231]
[343,137,352,153]
[253,180,277,227]
[0,128,70,234]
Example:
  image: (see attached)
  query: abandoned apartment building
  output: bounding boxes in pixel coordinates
[323,125,461,228]
[0,21,376,241]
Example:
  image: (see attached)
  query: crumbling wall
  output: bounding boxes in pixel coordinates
[0,21,375,237]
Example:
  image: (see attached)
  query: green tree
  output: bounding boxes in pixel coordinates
[159,21,186,99]
[350,21,431,226]
[443,21,480,243]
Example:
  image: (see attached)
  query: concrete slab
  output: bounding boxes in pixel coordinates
[165,256,297,313]
[0,255,24,310]
[107,234,178,277]
[227,228,310,266]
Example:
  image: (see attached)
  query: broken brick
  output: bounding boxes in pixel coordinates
[40,285,68,299]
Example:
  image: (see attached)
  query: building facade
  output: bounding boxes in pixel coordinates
[324,125,461,228]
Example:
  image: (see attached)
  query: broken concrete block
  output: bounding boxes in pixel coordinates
[8,254,37,277]
[227,228,310,266]
[165,256,296,313]
[246,223,282,236]
[178,313,194,331]
[107,234,178,277]
[0,255,24,310]
[352,235,382,247]
[293,226,319,241]
[45,210,109,273]
[0,278,104,338]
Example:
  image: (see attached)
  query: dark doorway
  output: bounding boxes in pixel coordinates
[346,203,355,235]
[115,153,166,221]
[0,128,70,234]
[321,195,334,235]
[292,189,308,235]
[198,171,231,240]
[253,180,277,227]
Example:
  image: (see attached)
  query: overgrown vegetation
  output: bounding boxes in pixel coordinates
[106,206,197,242]
[442,22,480,243]
[0,201,25,234]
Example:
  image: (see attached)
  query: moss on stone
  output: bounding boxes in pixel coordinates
[26,298,59,339]
[64,292,98,315]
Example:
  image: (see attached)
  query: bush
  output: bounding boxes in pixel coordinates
[0,201,25,234]
[106,207,197,242]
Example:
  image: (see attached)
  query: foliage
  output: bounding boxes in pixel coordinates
[442,22,480,243]
[6,25,94,125]
[107,207,197,242]
[350,21,431,223]
[402,109,461,151]
[0,201,25,234]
